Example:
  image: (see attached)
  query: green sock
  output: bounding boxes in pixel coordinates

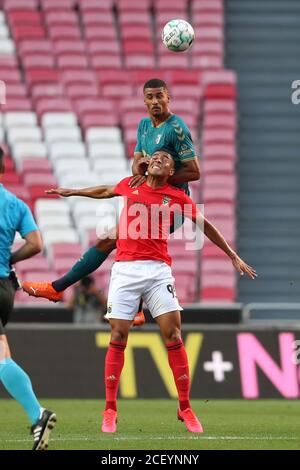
[52,247,109,292]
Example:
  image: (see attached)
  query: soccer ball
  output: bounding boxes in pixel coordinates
[162,19,195,52]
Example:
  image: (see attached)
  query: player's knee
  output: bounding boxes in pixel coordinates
[110,329,128,343]
[164,327,181,343]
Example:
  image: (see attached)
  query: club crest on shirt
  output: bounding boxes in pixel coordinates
[155,134,162,144]
[162,196,171,206]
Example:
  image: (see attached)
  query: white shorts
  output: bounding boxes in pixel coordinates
[106,260,183,321]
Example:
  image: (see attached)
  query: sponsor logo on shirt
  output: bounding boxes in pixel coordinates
[155,134,162,144]
[162,196,171,206]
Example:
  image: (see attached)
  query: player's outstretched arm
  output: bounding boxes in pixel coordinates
[46,185,116,199]
[196,214,257,280]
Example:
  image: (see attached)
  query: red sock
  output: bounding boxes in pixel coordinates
[104,341,126,411]
[166,340,191,411]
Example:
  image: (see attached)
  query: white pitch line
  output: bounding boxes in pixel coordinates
[1,435,299,444]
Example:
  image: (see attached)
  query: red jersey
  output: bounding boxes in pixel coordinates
[113,177,199,265]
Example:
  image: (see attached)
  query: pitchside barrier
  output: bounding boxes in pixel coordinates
[1,323,300,399]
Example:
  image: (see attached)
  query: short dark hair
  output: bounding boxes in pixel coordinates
[143,78,168,91]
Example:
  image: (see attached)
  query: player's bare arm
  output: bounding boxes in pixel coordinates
[193,213,256,280]
[46,185,116,199]
[168,158,200,185]
[10,230,43,264]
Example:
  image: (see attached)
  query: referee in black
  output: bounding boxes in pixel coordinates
[0,147,56,450]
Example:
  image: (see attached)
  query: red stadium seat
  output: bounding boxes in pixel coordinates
[82,11,114,26]
[201,287,235,303]
[61,70,97,87]
[52,257,81,273]
[11,25,46,41]
[36,98,73,118]
[91,55,122,69]
[202,158,235,175]
[44,11,79,27]
[123,40,154,55]
[22,270,58,282]
[120,25,152,40]
[22,54,55,69]
[31,84,65,103]
[81,113,119,130]
[192,55,223,69]
[57,54,89,70]
[7,10,42,25]
[119,12,150,25]
[48,26,81,41]
[3,0,38,10]
[0,56,18,68]
[0,68,22,84]
[24,173,57,189]
[97,69,131,85]
[53,40,86,56]
[40,0,75,11]
[117,0,151,11]
[85,25,117,41]
[73,98,113,118]
[125,55,155,69]
[2,172,22,184]
[192,0,224,14]
[4,184,30,201]
[158,54,189,69]
[1,98,32,111]
[19,40,52,55]
[78,0,114,12]
[6,83,27,98]
[66,84,99,100]
[16,257,50,275]
[88,40,120,55]
[26,69,61,88]
[51,243,82,259]
[21,158,53,175]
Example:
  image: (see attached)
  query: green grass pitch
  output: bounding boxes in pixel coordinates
[1,399,300,450]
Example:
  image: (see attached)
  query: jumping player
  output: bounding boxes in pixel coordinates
[38,150,256,433]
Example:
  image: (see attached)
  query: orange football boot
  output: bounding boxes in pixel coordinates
[22,282,63,303]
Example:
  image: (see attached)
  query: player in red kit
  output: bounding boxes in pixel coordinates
[28,150,256,434]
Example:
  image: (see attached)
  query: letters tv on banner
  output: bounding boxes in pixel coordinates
[1,327,300,399]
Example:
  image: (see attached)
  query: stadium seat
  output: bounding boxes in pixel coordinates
[66,84,99,100]
[40,0,75,10]
[117,0,151,11]
[24,172,57,189]
[202,158,235,175]
[19,39,52,55]
[37,214,73,231]
[35,198,71,217]
[36,99,73,118]
[16,257,50,275]
[88,142,125,160]
[21,158,52,174]
[44,11,78,27]
[6,83,28,98]
[85,127,121,143]
[0,38,15,54]
[50,243,82,260]
[61,70,97,87]
[44,126,82,144]
[82,11,114,27]
[92,158,128,174]
[41,112,77,128]
[158,54,189,69]
[54,158,90,179]
[85,26,117,41]
[53,40,86,56]
[59,172,99,188]
[78,0,114,12]
[31,84,65,103]
[57,54,89,70]
[25,69,61,88]
[49,142,86,161]
[22,54,55,69]
[12,142,47,164]
[7,126,42,145]
[91,55,122,69]
[3,0,38,10]
[41,228,80,247]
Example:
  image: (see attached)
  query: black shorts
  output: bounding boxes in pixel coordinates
[0,278,15,334]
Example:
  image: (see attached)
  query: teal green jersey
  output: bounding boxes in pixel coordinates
[134,114,197,192]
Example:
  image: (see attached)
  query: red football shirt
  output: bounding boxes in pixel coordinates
[113,177,199,265]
